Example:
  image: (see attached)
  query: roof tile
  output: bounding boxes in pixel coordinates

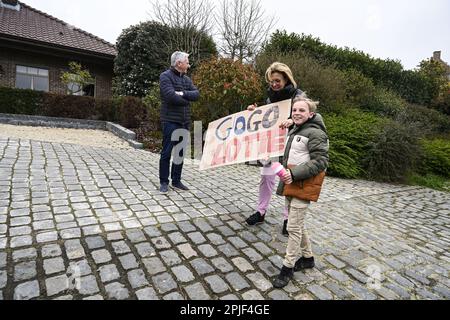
[0,1,117,57]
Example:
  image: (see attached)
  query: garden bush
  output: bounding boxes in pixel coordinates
[142,84,161,130]
[342,68,410,119]
[432,89,450,115]
[0,87,153,129]
[0,87,44,115]
[419,138,450,178]
[137,85,163,152]
[116,96,147,129]
[324,109,386,178]
[395,103,450,135]
[341,68,376,106]
[396,69,434,105]
[94,98,118,122]
[360,87,407,118]
[42,93,95,119]
[407,173,449,192]
[363,121,422,182]
[114,21,172,97]
[191,58,264,128]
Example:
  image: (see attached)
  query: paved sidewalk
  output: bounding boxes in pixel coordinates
[0,137,449,300]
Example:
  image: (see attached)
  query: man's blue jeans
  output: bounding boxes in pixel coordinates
[159,121,190,185]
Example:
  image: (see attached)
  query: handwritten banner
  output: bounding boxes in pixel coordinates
[199,99,291,170]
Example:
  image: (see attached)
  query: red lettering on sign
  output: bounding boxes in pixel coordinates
[256,131,267,154]
[243,134,259,158]
[268,127,286,152]
[211,143,226,166]
[209,127,287,168]
[226,138,241,162]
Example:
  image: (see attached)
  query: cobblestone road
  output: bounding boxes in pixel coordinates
[0,137,449,300]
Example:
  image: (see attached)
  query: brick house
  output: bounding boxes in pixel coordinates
[0,0,117,98]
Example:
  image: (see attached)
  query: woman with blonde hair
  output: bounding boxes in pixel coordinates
[245,62,304,235]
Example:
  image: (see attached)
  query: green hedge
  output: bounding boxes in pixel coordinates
[0,87,148,129]
[396,104,450,135]
[360,87,407,118]
[262,30,435,105]
[191,58,264,127]
[0,87,44,115]
[363,121,422,182]
[142,85,162,131]
[116,96,147,129]
[324,108,449,183]
[324,109,386,178]
[324,109,448,183]
[42,93,96,119]
[407,174,449,192]
[420,138,450,178]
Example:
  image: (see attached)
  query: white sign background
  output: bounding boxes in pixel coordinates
[199,99,291,170]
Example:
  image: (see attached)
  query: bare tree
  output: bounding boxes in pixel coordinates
[216,0,277,62]
[150,0,215,64]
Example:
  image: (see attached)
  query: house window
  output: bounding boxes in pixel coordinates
[15,65,49,91]
[66,74,95,97]
[67,80,83,96]
[83,83,95,97]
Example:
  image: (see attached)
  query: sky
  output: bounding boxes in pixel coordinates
[21,0,450,70]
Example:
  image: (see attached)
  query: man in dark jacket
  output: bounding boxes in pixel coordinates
[159,51,200,193]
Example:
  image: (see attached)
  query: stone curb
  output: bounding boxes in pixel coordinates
[0,113,143,149]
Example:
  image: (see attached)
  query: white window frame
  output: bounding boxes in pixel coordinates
[66,73,84,96]
[15,65,49,92]
[65,73,96,97]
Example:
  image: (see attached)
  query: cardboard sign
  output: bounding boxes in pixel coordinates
[199,99,291,170]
